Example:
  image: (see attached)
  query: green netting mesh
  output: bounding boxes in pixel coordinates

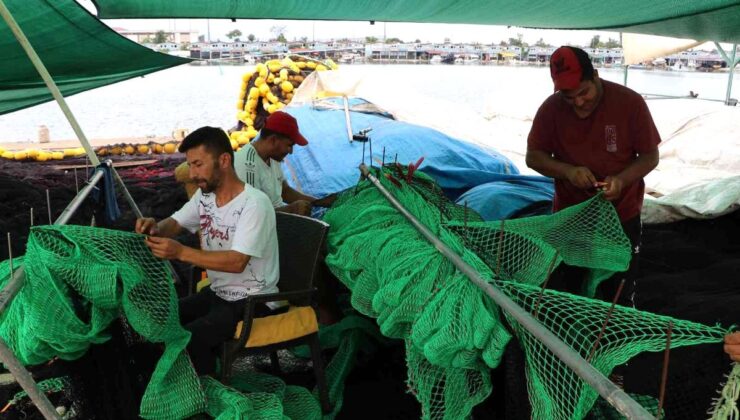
[322,165,727,419]
[0,225,376,419]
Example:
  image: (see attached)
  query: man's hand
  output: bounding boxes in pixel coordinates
[603,176,625,201]
[278,200,312,216]
[136,217,158,235]
[312,193,337,208]
[565,166,598,190]
[724,332,740,362]
[144,236,183,260]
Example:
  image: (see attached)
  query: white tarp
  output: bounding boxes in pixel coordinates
[622,33,703,66]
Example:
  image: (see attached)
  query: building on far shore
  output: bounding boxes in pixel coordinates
[112,27,199,44]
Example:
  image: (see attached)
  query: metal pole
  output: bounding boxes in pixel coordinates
[0,340,60,419]
[714,42,738,105]
[54,168,106,225]
[343,95,353,142]
[623,64,629,87]
[358,164,654,420]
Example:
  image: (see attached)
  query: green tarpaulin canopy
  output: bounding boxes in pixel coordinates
[0,0,189,115]
[94,0,740,43]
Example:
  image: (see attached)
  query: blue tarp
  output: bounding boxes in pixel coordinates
[282,99,516,196]
[456,175,554,221]
[280,99,554,220]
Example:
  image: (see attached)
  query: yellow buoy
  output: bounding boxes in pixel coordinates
[163,143,177,154]
[123,145,135,155]
[248,86,260,98]
[240,81,247,91]
[316,64,328,71]
[14,151,28,161]
[230,138,239,150]
[241,71,254,82]
[306,61,317,69]
[254,77,265,87]
[27,149,40,159]
[51,151,64,160]
[297,61,307,69]
[237,132,250,145]
[246,129,258,139]
[256,63,267,78]
[281,80,294,93]
[35,152,50,162]
[97,147,109,156]
[236,99,244,110]
[279,69,289,81]
[137,144,149,154]
[154,144,164,154]
[63,148,76,158]
[259,83,270,95]
[110,146,122,155]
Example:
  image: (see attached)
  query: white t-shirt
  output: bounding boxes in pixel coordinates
[234,143,284,208]
[171,185,279,302]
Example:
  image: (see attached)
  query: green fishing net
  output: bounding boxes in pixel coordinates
[323,166,726,419]
[0,225,373,419]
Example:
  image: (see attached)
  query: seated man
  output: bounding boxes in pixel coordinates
[234,111,336,216]
[136,126,283,376]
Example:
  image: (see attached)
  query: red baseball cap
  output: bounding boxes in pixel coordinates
[550,46,582,92]
[263,111,308,146]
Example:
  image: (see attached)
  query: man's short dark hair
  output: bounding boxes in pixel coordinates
[178,126,233,166]
[567,46,595,82]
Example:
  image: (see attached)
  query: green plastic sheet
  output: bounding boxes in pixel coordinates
[94,0,740,43]
[0,0,189,115]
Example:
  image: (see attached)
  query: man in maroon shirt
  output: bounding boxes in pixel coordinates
[526,46,660,306]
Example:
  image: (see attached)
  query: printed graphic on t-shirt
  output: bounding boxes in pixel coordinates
[198,198,243,248]
[605,125,618,152]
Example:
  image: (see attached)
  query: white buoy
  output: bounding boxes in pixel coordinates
[38,125,49,144]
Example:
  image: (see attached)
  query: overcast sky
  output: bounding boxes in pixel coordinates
[77,0,622,47]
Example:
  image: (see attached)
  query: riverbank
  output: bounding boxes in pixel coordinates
[0,136,174,152]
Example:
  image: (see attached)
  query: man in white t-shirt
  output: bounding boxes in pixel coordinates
[234,111,336,216]
[135,126,283,376]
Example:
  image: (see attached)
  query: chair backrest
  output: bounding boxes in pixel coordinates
[275,212,330,294]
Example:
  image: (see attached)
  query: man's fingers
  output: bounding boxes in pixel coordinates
[585,171,597,185]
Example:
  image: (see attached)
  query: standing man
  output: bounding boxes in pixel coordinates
[234,111,336,217]
[136,126,282,376]
[526,46,661,305]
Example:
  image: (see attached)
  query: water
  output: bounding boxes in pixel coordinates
[0,63,737,142]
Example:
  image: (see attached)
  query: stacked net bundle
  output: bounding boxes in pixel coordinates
[0,225,373,419]
[323,165,727,419]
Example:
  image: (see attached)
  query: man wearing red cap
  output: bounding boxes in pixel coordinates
[526,46,661,305]
[234,111,335,216]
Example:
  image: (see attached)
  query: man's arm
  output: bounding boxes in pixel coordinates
[144,236,251,273]
[281,181,317,204]
[135,217,183,238]
[526,149,598,190]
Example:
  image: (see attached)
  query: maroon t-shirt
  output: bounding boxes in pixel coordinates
[527,80,661,221]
